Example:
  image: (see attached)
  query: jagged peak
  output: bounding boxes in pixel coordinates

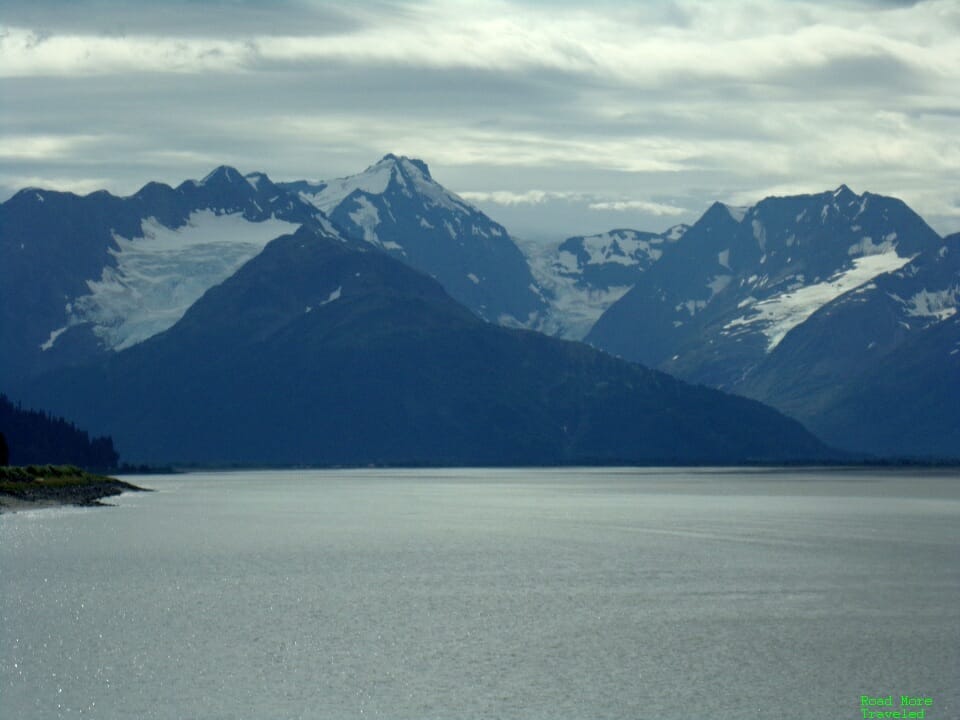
[371,153,433,182]
[832,183,858,202]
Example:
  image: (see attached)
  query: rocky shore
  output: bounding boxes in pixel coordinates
[0,465,148,513]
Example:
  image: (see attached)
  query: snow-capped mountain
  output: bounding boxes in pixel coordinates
[525,225,688,339]
[587,185,944,389]
[281,154,547,327]
[584,186,958,457]
[0,166,337,383]
[735,233,960,456]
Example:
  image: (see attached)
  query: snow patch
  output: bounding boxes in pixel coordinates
[676,300,706,316]
[419,217,434,229]
[708,275,732,298]
[40,326,67,351]
[855,196,869,218]
[665,224,689,241]
[321,286,342,306]
[718,249,730,269]
[467,273,480,285]
[347,195,382,245]
[906,287,959,321]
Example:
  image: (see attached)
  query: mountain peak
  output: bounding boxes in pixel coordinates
[243,171,274,191]
[373,153,433,182]
[832,184,857,201]
[200,165,245,186]
[703,201,748,225]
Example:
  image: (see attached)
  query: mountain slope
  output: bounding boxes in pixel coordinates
[18,225,835,467]
[735,233,960,457]
[812,311,960,458]
[282,155,547,327]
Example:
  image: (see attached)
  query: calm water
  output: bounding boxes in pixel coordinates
[1,467,958,719]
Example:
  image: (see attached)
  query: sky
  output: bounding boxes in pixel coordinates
[1,0,958,241]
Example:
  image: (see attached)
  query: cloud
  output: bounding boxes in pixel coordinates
[459,190,581,206]
[588,199,687,215]
[0,133,104,159]
[3,0,957,88]
[1,0,958,236]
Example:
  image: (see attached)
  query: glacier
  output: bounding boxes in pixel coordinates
[63,211,299,351]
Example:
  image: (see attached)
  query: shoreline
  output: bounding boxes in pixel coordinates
[0,466,150,514]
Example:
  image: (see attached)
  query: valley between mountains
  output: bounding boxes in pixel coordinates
[2,155,956,464]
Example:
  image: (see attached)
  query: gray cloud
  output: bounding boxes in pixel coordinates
[0,0,369,37]
[1,0,958,238]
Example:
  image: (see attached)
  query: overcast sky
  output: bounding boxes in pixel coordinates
[2,0,958,241]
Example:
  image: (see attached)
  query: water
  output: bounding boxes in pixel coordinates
[2,467,958,719]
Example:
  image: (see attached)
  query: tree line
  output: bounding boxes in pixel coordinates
[0,394,118,470]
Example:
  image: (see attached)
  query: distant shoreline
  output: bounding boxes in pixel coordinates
[0,465,149,514]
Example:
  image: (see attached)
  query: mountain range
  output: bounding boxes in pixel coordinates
[583,187,958,457]
[1,156,956,462]
[7,223,830,466]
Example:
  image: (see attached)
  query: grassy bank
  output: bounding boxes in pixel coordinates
[0,465,147,511]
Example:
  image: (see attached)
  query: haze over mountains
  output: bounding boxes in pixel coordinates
[1,155,956,463]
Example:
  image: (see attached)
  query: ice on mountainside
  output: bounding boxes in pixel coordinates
[347,195,382,244]
[723,251,913,351]
[517,225,688,339]
[298,161,392,214]
[517,234,632,339]
[577,230,665,267]
[297,155,476,218]
[65,211,299,350]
